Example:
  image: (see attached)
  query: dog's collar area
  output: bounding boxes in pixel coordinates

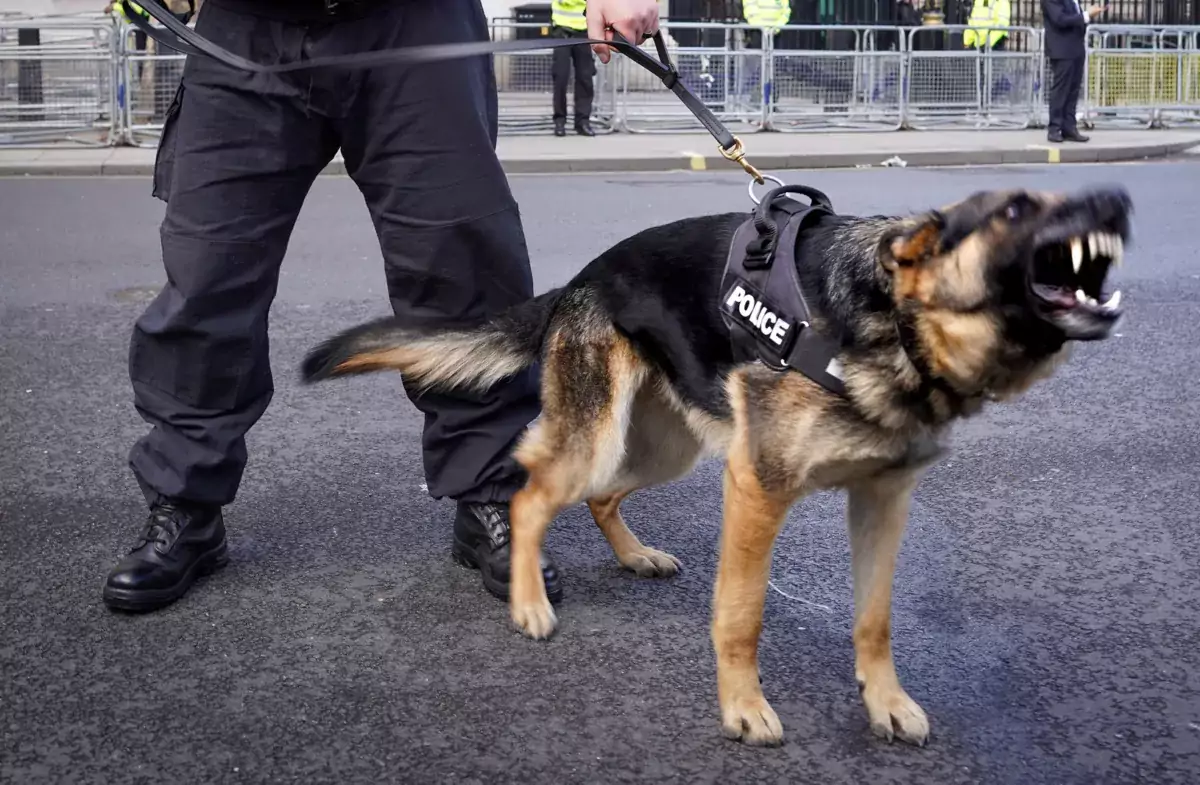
[894,310,990,418]
[719,185,847,397]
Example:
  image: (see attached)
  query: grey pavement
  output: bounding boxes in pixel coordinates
[2,128,1200,177]
[2,163,1199,784]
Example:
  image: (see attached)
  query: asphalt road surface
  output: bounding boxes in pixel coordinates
[2,162,1199,785]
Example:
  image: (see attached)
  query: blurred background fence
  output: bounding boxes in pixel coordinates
[1,2,1198,147]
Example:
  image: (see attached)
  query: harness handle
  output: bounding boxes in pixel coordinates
[745,184,835,269]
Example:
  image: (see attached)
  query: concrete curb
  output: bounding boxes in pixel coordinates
[498,138,1200,175]
[1,138,1197,177]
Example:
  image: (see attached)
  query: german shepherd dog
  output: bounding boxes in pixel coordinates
[301,185,1131,747]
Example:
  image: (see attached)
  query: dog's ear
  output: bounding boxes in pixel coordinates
[879,211,946,272]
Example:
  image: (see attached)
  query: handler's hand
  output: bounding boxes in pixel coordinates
[587,0,661,64]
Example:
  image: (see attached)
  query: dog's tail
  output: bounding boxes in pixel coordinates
[300,289,564,393]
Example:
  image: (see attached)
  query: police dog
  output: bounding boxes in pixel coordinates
[301,185,1131,747]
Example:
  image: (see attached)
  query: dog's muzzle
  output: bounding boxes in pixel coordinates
[1027,187,1132,341]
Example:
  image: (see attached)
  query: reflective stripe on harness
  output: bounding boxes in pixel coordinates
[719,185,848,396]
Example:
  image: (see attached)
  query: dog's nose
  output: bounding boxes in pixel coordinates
[1081,186,1133,219]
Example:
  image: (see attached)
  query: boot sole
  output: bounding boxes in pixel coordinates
[452,538,563,605]
[102,542,229,613]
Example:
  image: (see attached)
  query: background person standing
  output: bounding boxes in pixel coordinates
[551,0,596,136]
[963,0,1010,52]
[1042,0,1106,143]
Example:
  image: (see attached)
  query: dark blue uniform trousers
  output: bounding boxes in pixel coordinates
[128,0,540,508]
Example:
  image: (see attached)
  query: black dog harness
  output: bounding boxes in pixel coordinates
[719,185,848,396]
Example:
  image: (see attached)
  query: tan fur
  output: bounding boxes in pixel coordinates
[710,381,794,745]
[917,310,1001,392]
[847,468,930,745]
[334,333,532,394]
[888,221,942,266]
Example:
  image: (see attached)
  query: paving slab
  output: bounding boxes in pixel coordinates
[2,129,1198,177]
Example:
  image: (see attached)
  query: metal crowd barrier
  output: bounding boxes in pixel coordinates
[767,25,906,132]
[120,19,184,148]
[1081,24,1200,129]
[3,14,1200,148]
[488,21,619,135]
[904,25,1044,130]
[0,14,116,147]
[612,22,768,134]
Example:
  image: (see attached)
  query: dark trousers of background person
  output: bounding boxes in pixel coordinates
[1047,55,1085,137]
[128,0,541,511]
[551,26,595,130]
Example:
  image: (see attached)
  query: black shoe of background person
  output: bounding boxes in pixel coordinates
[452,501,563,604]
[575,118,595,137]
[103,502,228,612]
[554,119,566,137]
[1064,130,1090,142]
[1047,129,1064,143]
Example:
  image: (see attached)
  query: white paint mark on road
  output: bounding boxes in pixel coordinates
[767,579,833,613]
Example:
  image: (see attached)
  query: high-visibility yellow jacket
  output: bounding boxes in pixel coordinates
[742,0,791,33]
[552,0,588,31]
[963,0,1011,48]
[112,1,150,22]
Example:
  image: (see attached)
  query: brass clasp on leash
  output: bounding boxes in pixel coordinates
[720,137,764,185]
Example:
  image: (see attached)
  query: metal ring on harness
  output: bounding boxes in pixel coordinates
[748,175,785,206]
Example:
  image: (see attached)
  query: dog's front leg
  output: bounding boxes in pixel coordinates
[846,468,929,746]
[711,459,794,747]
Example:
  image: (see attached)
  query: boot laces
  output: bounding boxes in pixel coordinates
[133,504,187,550]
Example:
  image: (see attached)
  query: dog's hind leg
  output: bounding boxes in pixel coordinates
[587,492,681,578]
[846,467,930,746]
[585,384,709,578]
[508,322,647,640]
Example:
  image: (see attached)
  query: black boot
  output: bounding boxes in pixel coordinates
[102,501,228,612]
[575,118,595,137]
[451,501,563,604]
[553,119,566,137]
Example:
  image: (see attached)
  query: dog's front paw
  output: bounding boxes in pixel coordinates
[619,546,681,578]
[511,599,558,640]
[720,695,784,747]
[860,682,929,746]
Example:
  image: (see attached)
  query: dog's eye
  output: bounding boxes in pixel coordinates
[1004,198,1035,222]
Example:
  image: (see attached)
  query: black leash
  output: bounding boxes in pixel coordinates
[118,0,764,183]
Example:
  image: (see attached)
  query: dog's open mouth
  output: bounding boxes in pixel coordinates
[1026,199,1128,343]
[1031,231,1123,315]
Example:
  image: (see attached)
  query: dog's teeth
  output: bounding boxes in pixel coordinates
[1111,236,1123,266]
[1071,236,1083,273]
[1088,232,1102,261]
[1103,290,1122,310]
[1075,288,1087,303]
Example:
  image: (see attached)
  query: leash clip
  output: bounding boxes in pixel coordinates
[720,137,764,185]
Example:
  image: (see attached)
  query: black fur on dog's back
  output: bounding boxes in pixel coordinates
[300,210,898,418]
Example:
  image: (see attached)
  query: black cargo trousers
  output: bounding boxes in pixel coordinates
[128,0,541,510]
